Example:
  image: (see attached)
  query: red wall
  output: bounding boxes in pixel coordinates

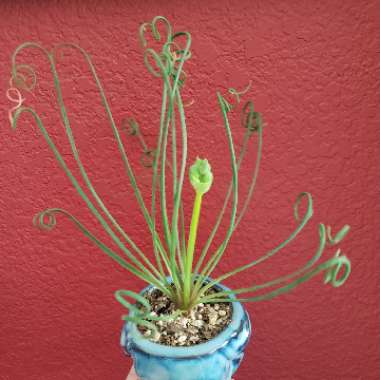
[1,1,379,379]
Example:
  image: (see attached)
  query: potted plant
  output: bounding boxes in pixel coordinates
[7,16,351,380]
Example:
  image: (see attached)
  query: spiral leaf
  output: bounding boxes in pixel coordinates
[33,209,57,231]
[11,64,37,91]
[228,81,252,104]
[324,249,351,287]
[327,225,350,245]
[8,16,351,321]
[6,87,25,126]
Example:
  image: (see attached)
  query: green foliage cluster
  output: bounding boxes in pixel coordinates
[8,16,350,332]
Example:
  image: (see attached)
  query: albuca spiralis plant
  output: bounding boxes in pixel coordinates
[7,16,351,333]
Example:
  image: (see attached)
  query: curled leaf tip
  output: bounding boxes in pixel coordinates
[189,157,213,195]
[324,250,351,287]
[6,86,24,127]
[327,224,350,245]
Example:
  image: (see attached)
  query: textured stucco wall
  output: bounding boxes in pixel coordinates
[0,1,379,379]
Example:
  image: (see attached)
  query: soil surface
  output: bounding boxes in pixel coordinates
[137,287,232,347]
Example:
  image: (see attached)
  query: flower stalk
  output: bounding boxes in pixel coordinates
[183,158,213,308]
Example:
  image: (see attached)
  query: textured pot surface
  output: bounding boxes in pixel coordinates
[120,283,251,380]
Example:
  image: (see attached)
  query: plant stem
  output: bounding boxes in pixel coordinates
[183,191,203,308]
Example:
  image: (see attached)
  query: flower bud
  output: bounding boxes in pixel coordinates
[189,158,213,195]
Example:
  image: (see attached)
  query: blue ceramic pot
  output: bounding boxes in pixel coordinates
[120,281,252,380]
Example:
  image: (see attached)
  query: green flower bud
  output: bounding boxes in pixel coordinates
[189,158,213,195]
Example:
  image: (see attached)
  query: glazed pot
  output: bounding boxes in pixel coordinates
[120,281,252,380]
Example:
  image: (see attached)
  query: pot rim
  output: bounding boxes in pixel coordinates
[121,280,249,358]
